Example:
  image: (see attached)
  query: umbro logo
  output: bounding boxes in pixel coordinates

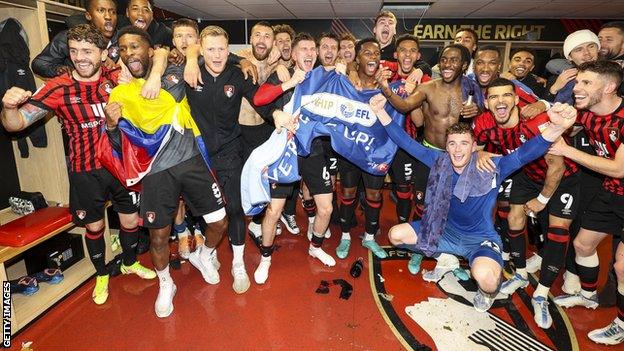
[17,69,26,76]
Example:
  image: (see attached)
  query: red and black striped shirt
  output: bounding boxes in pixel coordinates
[29,67,120,173]
[576,100,624,195]
[473,111,578,183]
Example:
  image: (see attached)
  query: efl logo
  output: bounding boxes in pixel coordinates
[146,211,156,223]
[224,85,235,98]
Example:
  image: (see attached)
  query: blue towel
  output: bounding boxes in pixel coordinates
[418,153,497,255]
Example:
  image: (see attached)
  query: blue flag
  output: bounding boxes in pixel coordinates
[242,67,406,215]
[284,67,405,175]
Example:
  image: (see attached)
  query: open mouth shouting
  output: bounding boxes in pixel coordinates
[134,18,147,29]
[365,61,379,75]
[302,57,314,71]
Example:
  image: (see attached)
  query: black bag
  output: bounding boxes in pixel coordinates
[9,191,47,215]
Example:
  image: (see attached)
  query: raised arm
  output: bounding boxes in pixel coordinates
[500,102,576,177]
[1,87,49,132]
[370,94,439,167]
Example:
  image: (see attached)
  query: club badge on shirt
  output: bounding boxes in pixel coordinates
[224,85,235,98]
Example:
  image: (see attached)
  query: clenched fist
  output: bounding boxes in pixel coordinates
[104,102,123,129]
[2,87,32,109]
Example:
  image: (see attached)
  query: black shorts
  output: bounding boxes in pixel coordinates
[412,159,430,202]
[69,168,138,225]
[270,182,295,199]
[299,142,333,196]
[338,157,384,190]
[509,171,580,220]
[581,188,624,238]
[141,155,225,228]
[390,149,416,185]
[321,137,338,176]
[240,123,274,162]
[497,170,521,202]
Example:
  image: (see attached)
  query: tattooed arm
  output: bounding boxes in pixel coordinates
[1,87,50,132]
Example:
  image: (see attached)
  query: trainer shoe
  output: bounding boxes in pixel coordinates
[280,213,300,235]
[335,239,351,259]
[473,289,494,313]
[526,253,542,274]
[92,275,109,305]
[553,292,599,309]
[422,266,452,282]
[407,253,423,275]
[362,239,388,259]
[500,273,529,295]
[33,268,64,284]
[588,319,624,345]
[531,296,552,329]
[155,280,177,318]
[231,262,250,294]
[121,261,157,280]
[10,276,39,296]
[452,267,470,281]
[189,246,220,284]
[177,229,191,259]
[562,271,581,295]
[308,246,336,266]
[254,257,271,284]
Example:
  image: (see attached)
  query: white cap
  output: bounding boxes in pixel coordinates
[563,29,600,60]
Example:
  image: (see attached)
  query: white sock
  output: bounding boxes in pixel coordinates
[516,268,528,279]
[341,232,351,240]
[580,289,595,299]
[363,233,374,241]
[232,244,245,264]
[260,255,272,262]
[308,216,315,224]
[156,265,172,283]
[533,283,549,299]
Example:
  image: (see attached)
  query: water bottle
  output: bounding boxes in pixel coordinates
[350,257,364,278]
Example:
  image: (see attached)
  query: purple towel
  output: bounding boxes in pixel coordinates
[418,152,497,255]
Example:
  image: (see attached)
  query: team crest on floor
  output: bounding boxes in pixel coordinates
[368,247,578,351]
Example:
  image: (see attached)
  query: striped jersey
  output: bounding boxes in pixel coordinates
[29,67,119,172]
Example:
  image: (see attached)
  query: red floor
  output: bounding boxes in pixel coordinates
[10,190,619,350]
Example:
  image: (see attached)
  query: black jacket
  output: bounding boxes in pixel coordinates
[31,29,120,78]
[186,64,273,161]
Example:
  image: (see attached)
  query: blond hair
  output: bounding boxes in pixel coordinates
[200,25,229,42]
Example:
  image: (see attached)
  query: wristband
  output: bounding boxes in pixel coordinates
[537,193,550,205]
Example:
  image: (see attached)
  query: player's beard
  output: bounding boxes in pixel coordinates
[74,60,101,79]
[252,44,270,61]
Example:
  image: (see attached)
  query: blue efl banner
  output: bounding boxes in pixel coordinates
[285,67,405,175]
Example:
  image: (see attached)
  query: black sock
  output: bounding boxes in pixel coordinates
[339,196,356,233]
[252,213,263,225]
[302,199,316,218]
[364,198,382,234]
[565,236,578,275]
[283,193,296,216]
[260,244,274,257]
[538,226,569,287]
[119,225,139,266]
[310,232,324,247]
[85,228,107,276]
[496,207,510,254]
[577,256,599,293]
[395,184,412,223]
[508,227,527,269]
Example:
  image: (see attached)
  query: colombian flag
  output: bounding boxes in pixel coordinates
[97,78,211,191]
